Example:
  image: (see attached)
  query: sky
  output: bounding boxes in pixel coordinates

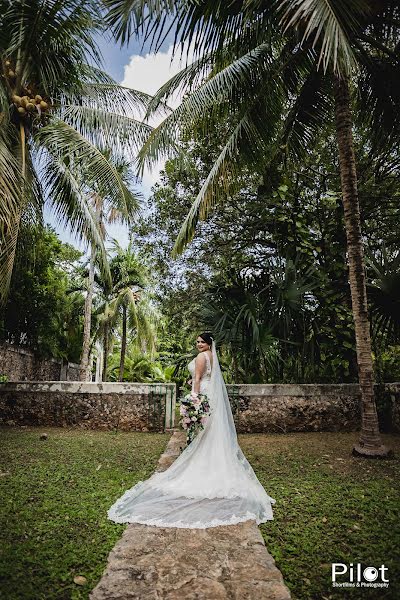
[45,26,191,251]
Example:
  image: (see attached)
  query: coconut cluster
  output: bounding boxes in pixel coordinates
[3,57,50,118]
[12,94,49,117]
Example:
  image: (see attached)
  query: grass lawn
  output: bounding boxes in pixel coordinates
[0,427,399,600]
[0,426,170,600]
[240,431,400,600]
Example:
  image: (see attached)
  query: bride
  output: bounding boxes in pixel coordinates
[107,332,276,528]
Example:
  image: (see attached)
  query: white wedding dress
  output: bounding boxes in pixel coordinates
[107,342,276,528]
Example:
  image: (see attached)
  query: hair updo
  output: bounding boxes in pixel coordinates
[198,332,213,347]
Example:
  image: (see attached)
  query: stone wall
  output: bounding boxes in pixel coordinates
[226,383,400,434]
[0,343,80,381]
[0,381,398,434]
[0,382,176,432]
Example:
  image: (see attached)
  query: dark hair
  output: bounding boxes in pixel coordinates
[198,332,213,347]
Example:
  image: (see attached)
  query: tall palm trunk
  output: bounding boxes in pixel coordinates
[80,246,95,381]
[333,75,390,458]
[80,201,102,381]
[119,303,127,381]
[102,320,109,382]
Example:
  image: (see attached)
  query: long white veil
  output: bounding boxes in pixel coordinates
[107,340,276,528]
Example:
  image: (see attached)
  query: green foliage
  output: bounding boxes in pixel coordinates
[133,114,400,383]
[0,225,84,361]
[96,240,159,380]
[374,346,400,384]
[118,1,400,255]
[107,347,175,383]
[366,248,400,345]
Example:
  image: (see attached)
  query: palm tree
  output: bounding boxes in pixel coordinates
[105,0,399,457]
[97,239,157,381]
[201,257,320,382]
[79,158,140,381]
[0,0,153,306]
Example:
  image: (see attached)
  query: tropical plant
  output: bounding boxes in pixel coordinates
[201,272,281,383]
[97,239,157,381]
[367,246,400,345]
[107,346,175,382]
[0,0,153,307]
[105,0,400,457]
[79,156,140,381]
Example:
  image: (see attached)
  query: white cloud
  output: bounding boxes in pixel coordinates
[121,43,194,110]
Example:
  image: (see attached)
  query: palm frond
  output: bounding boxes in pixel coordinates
[280,66,332,158]
[36,146,111,287]
[144,50,216,115]
[2,0,104,95]
[35,120,135,217]
[138,42,277,171]
[0,127,24,305]
[356,55,400,151]
[76,84,156,117]
[171,116,251,256]
[279,0,364,74]
[58,104,152,157]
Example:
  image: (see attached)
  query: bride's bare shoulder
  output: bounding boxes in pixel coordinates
[205,350,213,367]
[195,352,206,364]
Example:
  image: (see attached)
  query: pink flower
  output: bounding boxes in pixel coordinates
[184,417,191,424]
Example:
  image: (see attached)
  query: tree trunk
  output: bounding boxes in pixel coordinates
[102,321,109,382]
[80,198,102,381]
[119,303,127,381]
[333,75,391,458]
[80,245,95,381]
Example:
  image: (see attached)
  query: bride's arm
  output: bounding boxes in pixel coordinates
[193,353,206,395]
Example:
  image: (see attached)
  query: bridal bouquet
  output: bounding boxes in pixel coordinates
[178,391,211,445]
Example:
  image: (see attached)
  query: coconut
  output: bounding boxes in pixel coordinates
[8,70,15,78]
[26,102,35,111]
[5,60,11,66]
[12,95,22,105]
[35,94,43,102]
[40,100,48,110]
[17,106,26,115]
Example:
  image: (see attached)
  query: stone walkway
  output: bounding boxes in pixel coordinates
[90,432,291,600]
